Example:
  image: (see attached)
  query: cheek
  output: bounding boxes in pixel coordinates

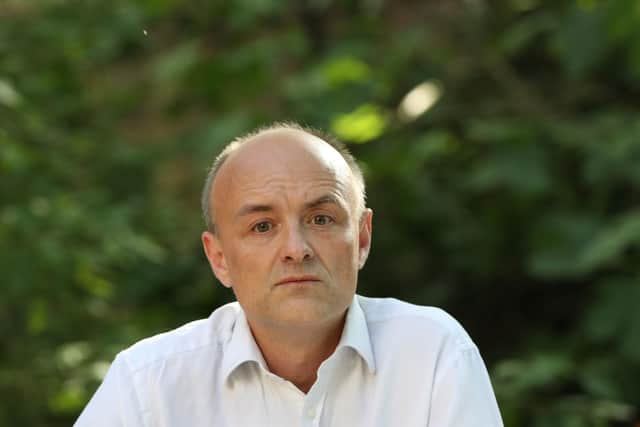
[223,243,252,281]
[339,225,360,255]
[225,241,273,285]
[318,229,359,267]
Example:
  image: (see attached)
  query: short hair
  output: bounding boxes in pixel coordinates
[201,122,366,233]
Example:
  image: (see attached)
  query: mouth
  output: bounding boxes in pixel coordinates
[275,276,321,286]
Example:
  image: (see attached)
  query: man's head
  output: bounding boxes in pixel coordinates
[201,123,366,233]
[200,123,373,331]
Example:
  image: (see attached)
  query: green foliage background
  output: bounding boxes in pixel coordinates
[2,0,640,425]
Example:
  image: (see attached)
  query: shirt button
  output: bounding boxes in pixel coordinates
[306,408,316,418]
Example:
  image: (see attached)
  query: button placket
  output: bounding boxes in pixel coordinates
[301,375,329,426]
[306,407,316,419]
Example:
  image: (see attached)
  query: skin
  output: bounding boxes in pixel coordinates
[201,128,373,392]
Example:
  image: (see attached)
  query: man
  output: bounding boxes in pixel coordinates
[75,123,504,426]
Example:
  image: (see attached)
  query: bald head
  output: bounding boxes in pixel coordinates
[201,123,366,233]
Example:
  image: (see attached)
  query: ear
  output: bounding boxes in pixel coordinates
[201,231,232,288]
[357,208,373,269]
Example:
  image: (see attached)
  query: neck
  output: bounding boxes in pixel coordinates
[247,314,346,393]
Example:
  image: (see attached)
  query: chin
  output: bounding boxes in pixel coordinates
[275,299,346,326]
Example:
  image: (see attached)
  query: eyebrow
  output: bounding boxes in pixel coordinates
[303,194,344,211]
[235,194,345,220]
[235,203,274,219]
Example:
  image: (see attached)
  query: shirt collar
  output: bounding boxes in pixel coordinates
[221,295,376,382]
[336,295,376,373]
[220,305,268,381]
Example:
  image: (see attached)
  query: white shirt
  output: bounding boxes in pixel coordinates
[75,295,503,427]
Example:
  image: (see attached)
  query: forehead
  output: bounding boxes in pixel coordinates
[212,129,355,209]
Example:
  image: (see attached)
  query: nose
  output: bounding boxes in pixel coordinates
[280,223,314,263]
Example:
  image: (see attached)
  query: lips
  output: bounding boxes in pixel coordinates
[275,275,321,286]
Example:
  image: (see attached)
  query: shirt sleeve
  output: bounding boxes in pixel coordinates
[427,344,504,427]
[74,353,146,427]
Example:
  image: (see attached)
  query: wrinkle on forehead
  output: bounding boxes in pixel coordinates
[232,172,342,192]
[211,129,356,220]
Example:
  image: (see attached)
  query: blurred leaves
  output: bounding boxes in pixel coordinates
[331,103,387,143]
[0,78,22,107]
[2,0,640,426]
[322,56,371,87]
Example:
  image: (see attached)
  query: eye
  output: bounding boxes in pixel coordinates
[252,221,273,233]
[312,214,333,226]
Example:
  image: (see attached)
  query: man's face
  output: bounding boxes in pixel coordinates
[202,130,372,331]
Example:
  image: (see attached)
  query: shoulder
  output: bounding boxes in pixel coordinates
[116,301,241,373]
[357,295,476,352]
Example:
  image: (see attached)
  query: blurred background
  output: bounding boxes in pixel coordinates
[2,0,640,425]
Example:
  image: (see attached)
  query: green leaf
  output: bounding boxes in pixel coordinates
[527,213,601,278]
[553,7,608,78]
[578,211,640,273]
[321,56,371,87]
[331,104,388,143]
